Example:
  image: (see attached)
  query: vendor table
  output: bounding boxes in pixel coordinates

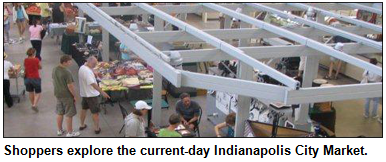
[49,23,68,37]
[96,60,155,113]
[49,22,101,37]
[61,32,119,55]
[155,124,196,137]
[71,44,101,67]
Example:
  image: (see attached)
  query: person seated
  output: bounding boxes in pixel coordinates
[158,114,182,137]
[214,113,236,137]
[175,93,201,130]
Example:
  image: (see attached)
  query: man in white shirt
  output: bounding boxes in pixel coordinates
[362,58,382,119]
[78,56,110,134]
[4,53,14,108]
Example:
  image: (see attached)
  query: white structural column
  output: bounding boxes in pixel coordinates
[142,14,149,23]
[296,13,325,126]
[151,16,165,126]
[101,3,110,61]
[152,71,163,126]
[235,8,253,137]
[78,9,84,43]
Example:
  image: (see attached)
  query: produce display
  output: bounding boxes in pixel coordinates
[95,61,153,91]
[25,4,41,15]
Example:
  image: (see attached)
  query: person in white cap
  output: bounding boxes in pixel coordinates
[362,58,382,119]
[325,42,344,80]
[124,100,152,137]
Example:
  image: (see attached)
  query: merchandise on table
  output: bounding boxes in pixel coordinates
[95,61,154,91]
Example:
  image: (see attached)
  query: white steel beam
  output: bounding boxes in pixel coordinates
[99,3,352,16]
[180,71,287,103]
[340,3,382,15]
[136,27,380,43]
[288,3,382,33]
[167,43,380,63]
[247,3,382,50]
[285,83,383,104]
[75,3,181,87]
[203,3,382,76]
[135,3,300,89]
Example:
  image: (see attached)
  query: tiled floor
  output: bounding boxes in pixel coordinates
[3,14,382,137]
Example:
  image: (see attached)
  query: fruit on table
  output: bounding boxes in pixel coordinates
[114,67,126,75]
[101,80,121,86]
[126,68,137,76]
[122,78,140,87]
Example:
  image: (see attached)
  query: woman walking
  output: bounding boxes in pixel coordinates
[12,3,29,42]
[4,5,11,44]
[29,19,44,60]
[24,48,42,112]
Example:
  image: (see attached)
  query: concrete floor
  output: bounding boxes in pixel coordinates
[3,14,382,137]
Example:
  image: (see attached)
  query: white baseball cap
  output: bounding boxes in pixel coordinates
[135,100,152,110]
[334,42,344,51]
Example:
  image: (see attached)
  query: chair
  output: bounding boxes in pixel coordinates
[118,102,129,134]
[194,106,203,137]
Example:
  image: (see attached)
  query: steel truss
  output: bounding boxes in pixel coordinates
[75,3,382,136]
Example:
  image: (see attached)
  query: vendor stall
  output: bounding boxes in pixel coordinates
[61,32,118,55]
[71,43,101,67]
[95,60,153,89]
[95,60,156,114]
[49,22,100,37]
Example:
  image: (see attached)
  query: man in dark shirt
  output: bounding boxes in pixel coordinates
[175,93,201,130]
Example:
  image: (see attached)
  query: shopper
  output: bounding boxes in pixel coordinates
[12,3,29,42]
[29,19,44,60]
[325,19,350,80]
[52,3,65,43]
[24,48,42,112]
[175,93,201,130]
[38,3,51,28]
[124,100,152,137]
[325,43,345,80]
[78,56,110,134]
[362,58,382,119]
[52,55,80,137]
[119,42,131,60]
[63,3,76,22]
[52,3,65,23]
[158,114,182,137]
[4,53,15,108]
[4,5,11,44]
[214,113,236,137]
